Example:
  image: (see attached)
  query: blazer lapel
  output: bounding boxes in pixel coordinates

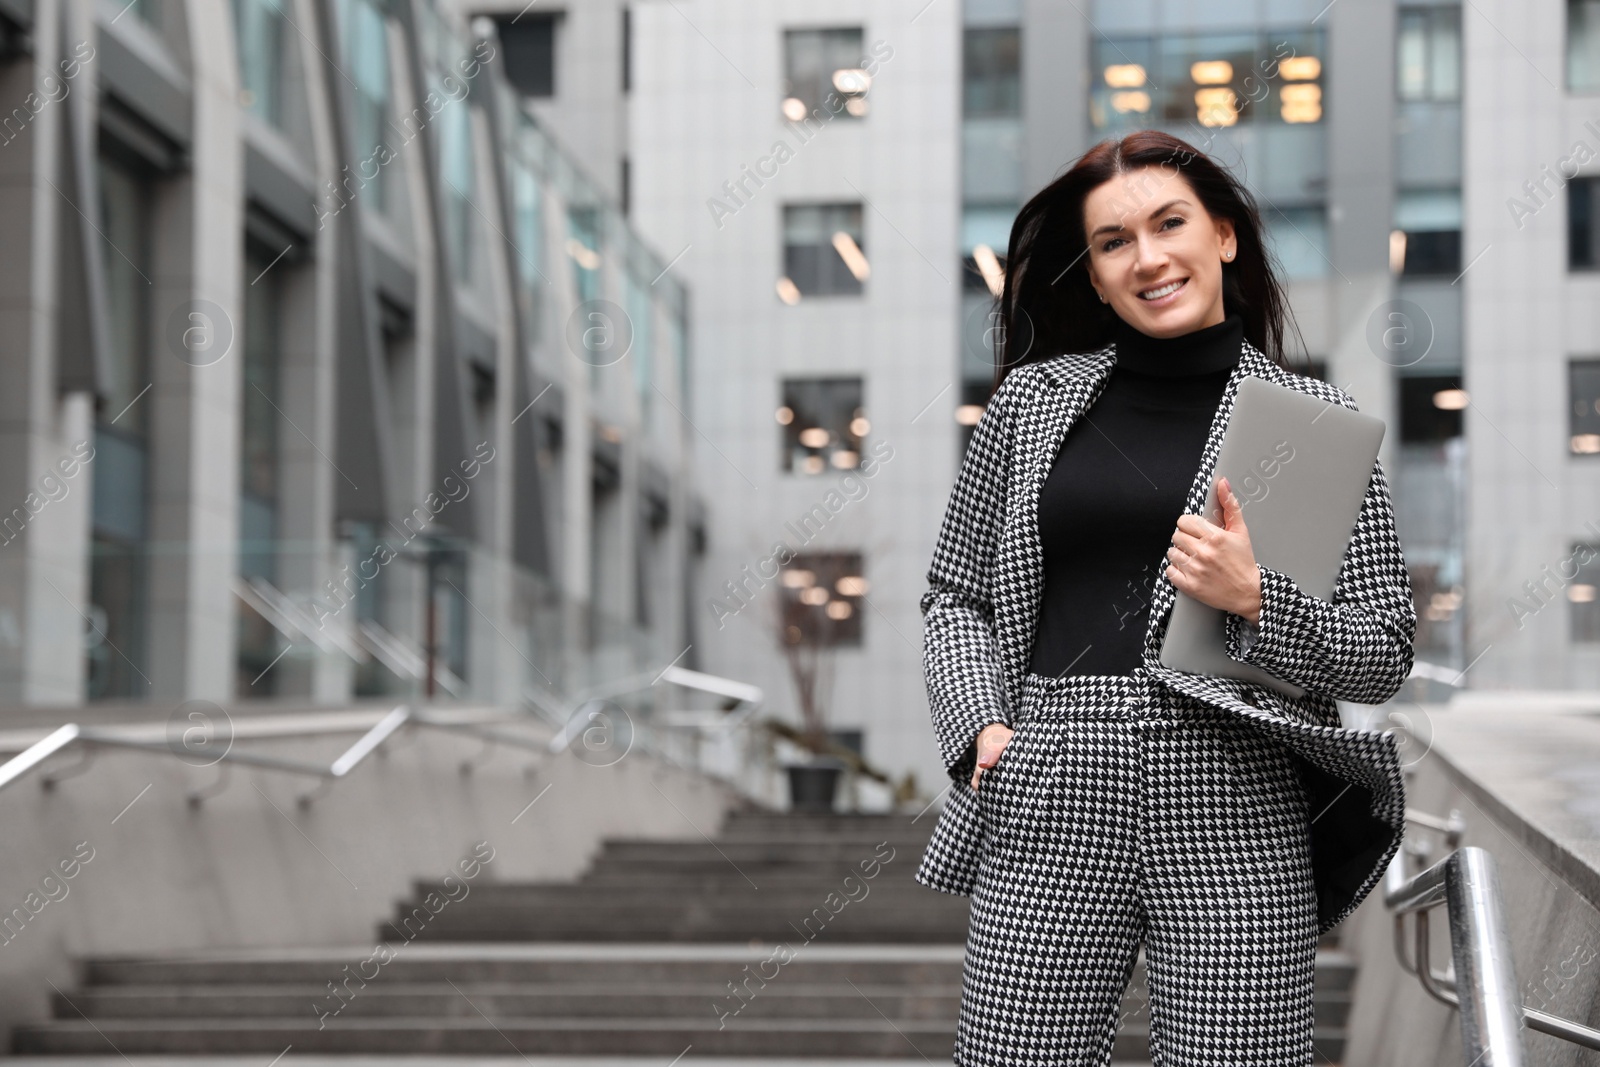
[1137,341,1286,666]
[991,346,1115,698]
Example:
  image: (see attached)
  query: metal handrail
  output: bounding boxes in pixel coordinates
[1387,818,1600,1061]
[0,667,766,806]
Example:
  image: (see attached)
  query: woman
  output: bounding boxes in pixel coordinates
[915,130,1417,1066]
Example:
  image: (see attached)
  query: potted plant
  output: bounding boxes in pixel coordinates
[778,606,846,812]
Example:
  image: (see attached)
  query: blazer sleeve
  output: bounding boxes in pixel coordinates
[921,376,1018,784]
[1222,435,1418,704]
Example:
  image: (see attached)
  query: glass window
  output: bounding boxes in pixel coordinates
[1572,0,1600,92]
[512,162,544,339]
[341,0,392,213]
[496,14,557,97]
[783,28,869,121]
[625,268,654,429]
[1400,375,1465,443]
[963,28,1020,117]
[1572,176,1600,269]
[961,203,1015,294]
[234,0,288,125]
[1570,358,1600,454]
[780,552,866,648]
[90,152,154,701]
[239,241,282,581]
[1263,204,1329,279]
[1089,31,1325,134]
[567,206,602,303]
[1397,7,1461,102]
[238,241,284,694]
[439,89,477,283]
[781,203,866,298]
[778,377,865,474]
[1395,188,1462,276]
[1569,541,1600,641]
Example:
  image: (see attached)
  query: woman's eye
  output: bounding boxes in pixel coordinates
[1160,215,1185,230]
[1101,237,1126,252]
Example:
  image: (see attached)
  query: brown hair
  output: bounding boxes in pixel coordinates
[992,129,1304,389]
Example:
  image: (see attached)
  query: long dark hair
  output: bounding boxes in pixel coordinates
[992,130,1304,388]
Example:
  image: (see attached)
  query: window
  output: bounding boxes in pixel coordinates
[781,203,866,298]
[439,90,477,283]
[1572,177,1600,269]
[234,0,288,125]
[1569,541,1600,641]
[621,6,632,94]
[341,0,391,213]
[1395,188,1462,276]
[567,206,602,303]
[778,377,865,474]
[964,28,1020,117]
[238,240,284,694]
[780,552,866,647]
[1569,0,1600,92]
[89,151,154,701]
[1089,30,1325,133]
[962,204,1014,294]
[1570,358,1600,454]
[1263,205,1329,279]
[510,162,545,351]
[783,28,868,121]
[1400,375,1465,443]
[1397,7,1461,102]
[498,14,557,97]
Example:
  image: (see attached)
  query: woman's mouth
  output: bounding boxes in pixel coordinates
[1137,278,1187,304]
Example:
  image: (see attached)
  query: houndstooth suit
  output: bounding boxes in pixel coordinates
[914,340,1417,1065]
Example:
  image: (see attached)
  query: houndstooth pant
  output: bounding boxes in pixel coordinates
[957,668,1319,1066]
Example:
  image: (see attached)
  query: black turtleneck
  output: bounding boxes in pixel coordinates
[1027,312,1244,677]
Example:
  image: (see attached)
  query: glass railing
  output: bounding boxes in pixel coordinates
[81,536,671,711]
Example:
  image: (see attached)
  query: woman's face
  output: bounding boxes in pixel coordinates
[1083,167,1237,338]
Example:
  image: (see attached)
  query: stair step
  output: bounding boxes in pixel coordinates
[19,808,1359,1062]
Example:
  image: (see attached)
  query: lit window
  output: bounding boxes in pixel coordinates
[780,552,865,647]
[1570,359,1600,454]
[1570,541,1600,641]
[783,28,868,123]
[780,377,864,473]
[1400,375,1464,444]
[782,203,865,297]
[1088,32,1322,133]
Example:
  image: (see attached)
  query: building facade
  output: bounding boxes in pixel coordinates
[0,0,700,710]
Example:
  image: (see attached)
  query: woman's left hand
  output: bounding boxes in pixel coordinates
[1166,476,1262,625]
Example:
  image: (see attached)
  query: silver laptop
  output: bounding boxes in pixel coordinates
[1159,375,1388,698]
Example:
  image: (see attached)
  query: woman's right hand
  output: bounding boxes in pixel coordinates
[970,723,1016,791]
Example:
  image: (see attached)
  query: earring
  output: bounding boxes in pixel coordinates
[1223,250,1233,261]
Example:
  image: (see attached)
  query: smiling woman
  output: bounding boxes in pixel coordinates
[992,128,1298,385]
[918,128,1417,1067]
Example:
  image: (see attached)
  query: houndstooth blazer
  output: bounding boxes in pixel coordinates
[915,339,1418,935]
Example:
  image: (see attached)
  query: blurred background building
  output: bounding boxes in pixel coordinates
[0,0,702,712]
[2,0,1595,806]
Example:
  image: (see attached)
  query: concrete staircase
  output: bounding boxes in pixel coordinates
[12,810,1357,1060]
